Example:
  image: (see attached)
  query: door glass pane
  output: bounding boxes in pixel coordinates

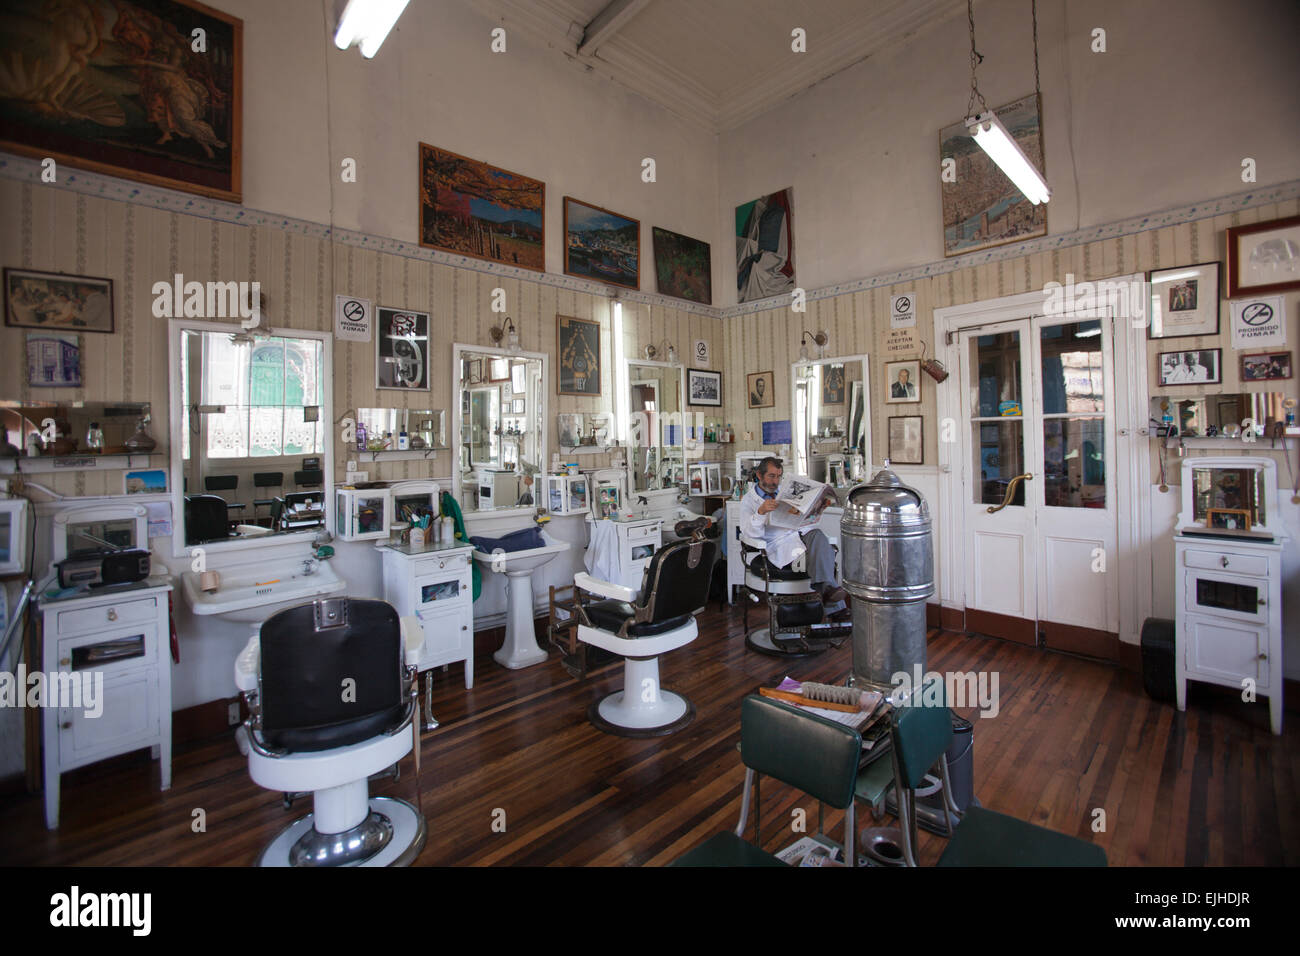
[1040,321,1104,414]
[1043,418,1106,507]
[974,421,1025,505]
[973,332,1022,417]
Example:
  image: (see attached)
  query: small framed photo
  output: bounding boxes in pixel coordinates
[1158,348,1221,386]
[511,398,525,414]
[1207,508,1251,532]
[1240,351,1292,382]
[888,416,923,465]
[124,469,168,495]
[1225,215,1300,297]
[376,307,430,390]
[27,332,81,386]
[822,363,846,404]
[5,267,114,333]
[511,363,526,394]
[688,368,722,406]
[1148,263,1219,339]
[884,360,920,403]
[466,358,483,385]
[747,371,775,408]
[557,413,583,447]
[488,357,510,382]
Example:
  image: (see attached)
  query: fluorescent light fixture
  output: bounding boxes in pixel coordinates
[966,110,1051,205]
[335,0,410,58]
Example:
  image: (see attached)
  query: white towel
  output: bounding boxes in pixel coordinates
[584,519,622,587]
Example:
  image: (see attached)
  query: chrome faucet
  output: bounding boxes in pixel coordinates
[301,558,319,576]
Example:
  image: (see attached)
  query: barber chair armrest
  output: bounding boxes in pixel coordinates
[400,615,425,668]
[739,535,768,552]
[574,572,637,604]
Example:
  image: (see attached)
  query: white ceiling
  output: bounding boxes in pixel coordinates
[468,0,962,131]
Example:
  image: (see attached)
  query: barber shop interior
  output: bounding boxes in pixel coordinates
[1,0,1297,882]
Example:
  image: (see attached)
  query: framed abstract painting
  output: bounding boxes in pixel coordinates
[736,189,795,303]
[652,226,712,304]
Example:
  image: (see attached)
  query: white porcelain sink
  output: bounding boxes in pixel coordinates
[473,534,570,669]
[181,558,346,623]
[471,539,570,574]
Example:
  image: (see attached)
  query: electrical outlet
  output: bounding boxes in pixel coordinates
[227,701,241,726]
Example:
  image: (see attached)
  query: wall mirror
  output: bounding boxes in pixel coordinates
[452,343,547,513]
[790,354,871,484]
[1149,392,1292,438]
[2,400,152,457]
[356,408,447,450]
[168,321,334,555]
[626,359,685,491]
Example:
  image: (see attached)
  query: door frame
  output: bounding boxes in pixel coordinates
[934,277,1152,644]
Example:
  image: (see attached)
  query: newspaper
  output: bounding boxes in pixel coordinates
[766,476,839,529]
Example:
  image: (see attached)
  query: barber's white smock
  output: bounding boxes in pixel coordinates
[739,482,806,568]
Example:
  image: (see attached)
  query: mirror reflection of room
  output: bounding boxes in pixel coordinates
[458,350,543,512]
[627,361,684,491]
[791,357,867,487]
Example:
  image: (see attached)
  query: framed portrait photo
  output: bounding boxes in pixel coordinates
[5,268,114,333]
[747,371,775,409]
[1240,351,1292,382]
[557,314,601,396]
[1225,215,1300,297]
[888,416,924,465]
[563,197,639,290]
[884,360,920,404]
[687,368,722,407]
[1158,348,1221,387]
[376,307,431,391]
[1148,263,1219,339]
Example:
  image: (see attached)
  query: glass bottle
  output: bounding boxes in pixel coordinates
[86,421,104,453]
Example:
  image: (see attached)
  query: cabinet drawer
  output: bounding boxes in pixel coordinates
[624,522,661,541]
[56,597,159,636]
[1183,571,1267,625]
[1183,549,1268,577]
[56,625,159,677]
[414,553,470,575]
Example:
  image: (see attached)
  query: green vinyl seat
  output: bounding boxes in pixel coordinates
[891,679,1107,867]
[671,694,863,867]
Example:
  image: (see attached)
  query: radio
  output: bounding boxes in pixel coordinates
[56,548,151,589]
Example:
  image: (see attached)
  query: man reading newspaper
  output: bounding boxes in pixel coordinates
[739,457,846,612]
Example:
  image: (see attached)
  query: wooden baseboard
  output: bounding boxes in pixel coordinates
[926,603,940,628]
[1041,621,1119,661]
[963,608,1037,646]
[940,606,965,633]
[172,697,244,748]
[1118,640,1142,672]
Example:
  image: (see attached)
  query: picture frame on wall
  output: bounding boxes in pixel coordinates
[376,307,431,391]
[5,268,114,333]
[1240,351,1292,382]
[888,416,924,465]
[26,332,81,387]
[884,360,920,404]
[0,0,243,202]
[822,364,846,405]
[511,363,526,394]
[1225,215,1300,296]
[557,314,601,396]
[124,469,168,495]
[488,357,510,382]
[747,371,775,409]
[736,189,795,303]
[1158,348,1221,386]
[1148,263,1220,339]
[466,358,483,385]
[652,226,712,304]
[1207,507,1251,532]
[511,398,525,415]
[687,368,722,406]
[418,143,544,271]
[563,197,640,290]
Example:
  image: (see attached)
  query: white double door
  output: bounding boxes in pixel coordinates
[958,313,1119,645]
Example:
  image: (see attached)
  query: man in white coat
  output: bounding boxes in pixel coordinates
[739,457,846,610]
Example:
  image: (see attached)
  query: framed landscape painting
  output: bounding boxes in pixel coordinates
[564,197,639,290]
[0,0,243,202]
[939,94,1047,257]
[418,143,545,271]
[652,227,712,304]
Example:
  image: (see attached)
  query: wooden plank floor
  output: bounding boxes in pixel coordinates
[2,603,1297,866]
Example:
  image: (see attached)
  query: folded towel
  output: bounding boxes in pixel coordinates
[469,526,545,554]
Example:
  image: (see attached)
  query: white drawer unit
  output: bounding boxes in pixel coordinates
[39,582,173,829]
[381,542,475,688]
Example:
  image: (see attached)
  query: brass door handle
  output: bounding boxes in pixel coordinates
[987,473,1033,513]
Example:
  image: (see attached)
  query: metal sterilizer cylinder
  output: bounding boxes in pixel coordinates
[840,464,935,692]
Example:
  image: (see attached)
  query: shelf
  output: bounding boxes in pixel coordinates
[0,453,158,475]
[1159,437,1294,450]
[559,445,622,456]
[352,448,443,462]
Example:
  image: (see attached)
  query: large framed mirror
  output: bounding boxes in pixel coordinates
[790,354,871,486]
[168,320,334,555]
[625,359,685,491]
[451,343,547,513]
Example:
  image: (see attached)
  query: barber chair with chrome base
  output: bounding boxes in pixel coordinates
[234,597,428,867]
[573,518,719,737]
[740,535,850,658]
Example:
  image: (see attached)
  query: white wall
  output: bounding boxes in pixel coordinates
[716,0,1300,305]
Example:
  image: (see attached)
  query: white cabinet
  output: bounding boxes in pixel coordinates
[381,543,475,688]
[39,583,173,829]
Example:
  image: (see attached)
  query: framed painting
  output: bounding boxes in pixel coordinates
[822,363,846,405]
[884,360,920,404]
[418,143,544,271]
[1158,348,1221,387]
[736,189,795,303]
[26,332,81,387]
[5,268,114,332]
[1225,215,1300,296]
[563,197,639,289]
[1148,263,1220,339]
[0,0,242,202]
[557,314,601,396]
[888,416,924,465]
[488,357,509,382]
[940,94,1047,257]
[687,368,721,407]
[652,226,712,304]
[747,371,775,409]
[376,307,430,391]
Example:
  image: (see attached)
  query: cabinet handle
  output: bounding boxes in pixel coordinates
[1257,598,1266,606]
[107,608,118,621]
[461,625,467,631]
[59,657,70,667]
[1258,653,1268,660]
[60,722,71,730]
[1220,556,1229,567]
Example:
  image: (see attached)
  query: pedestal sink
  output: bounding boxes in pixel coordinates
[472,535,570,669]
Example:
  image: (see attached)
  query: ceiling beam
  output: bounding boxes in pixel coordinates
[578,0,654,57]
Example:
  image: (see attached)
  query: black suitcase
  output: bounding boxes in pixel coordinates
[1140,618,1177,702]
